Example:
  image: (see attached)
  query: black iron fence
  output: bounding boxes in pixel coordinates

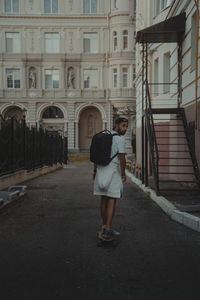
[0,116,68,177]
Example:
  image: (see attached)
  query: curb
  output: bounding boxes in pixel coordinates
[126,170,200,233]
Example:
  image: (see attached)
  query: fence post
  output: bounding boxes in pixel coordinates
[10,117,14,173]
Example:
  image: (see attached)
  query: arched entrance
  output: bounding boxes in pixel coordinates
[79,106,102,151]
[2,106,23,121]
[41,106,64,136]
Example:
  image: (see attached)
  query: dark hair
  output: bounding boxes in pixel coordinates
[114,117,128,125]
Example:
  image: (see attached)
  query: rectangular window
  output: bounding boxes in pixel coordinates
[155,0,160,15]
[83,33,98,53]
[123,31,128,50]
[155,0,171,15]
[122,67,128,88]
[44,0,58,13]
[160,0,166,10]
[133,0,136,12]
[4,0,19,13]
[45,33,59,53]
[6,33,20,53]
[163,52,170,93]
[133,66,136,81]
[113,33,117,51]
[83,69,98,89]
[6,69,20,88]
[113,68,118,88]
[83,0,97,14]
[45,70,59,89]
[113,0,117,9]
[154,59,159,96]
[191,11,197,72]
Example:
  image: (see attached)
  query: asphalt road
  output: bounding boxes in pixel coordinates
[0,164,200,300]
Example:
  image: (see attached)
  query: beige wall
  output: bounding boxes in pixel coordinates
[0,0,136,153]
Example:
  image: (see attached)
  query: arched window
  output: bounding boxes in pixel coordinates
[113,31,117,51]
[42,106,64,118]
[123,30,128,50]
[3,106,23,121]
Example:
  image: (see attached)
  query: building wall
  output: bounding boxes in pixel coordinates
[0,0,136,153]
[135,0,200,168]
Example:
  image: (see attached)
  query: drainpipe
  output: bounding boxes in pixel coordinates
[194,0,199,129]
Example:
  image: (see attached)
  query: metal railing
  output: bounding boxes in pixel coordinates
[145,80,160,194]
[0,116,67,177]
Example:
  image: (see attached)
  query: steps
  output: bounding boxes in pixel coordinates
[151,108,199,190]
[68,152,90,164]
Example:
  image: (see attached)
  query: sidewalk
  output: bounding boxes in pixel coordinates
[126,169,200,233]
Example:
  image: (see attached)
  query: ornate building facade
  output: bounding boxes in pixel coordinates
[0,0,136,153]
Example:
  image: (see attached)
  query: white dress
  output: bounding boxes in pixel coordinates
[93,131,125,199]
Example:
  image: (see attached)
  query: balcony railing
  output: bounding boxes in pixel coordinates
[0,88,135,99]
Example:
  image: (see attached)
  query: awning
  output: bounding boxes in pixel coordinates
[136,13,186,43]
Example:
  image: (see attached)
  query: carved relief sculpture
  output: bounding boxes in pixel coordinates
[29,67,36,88]
[67,67,75,89]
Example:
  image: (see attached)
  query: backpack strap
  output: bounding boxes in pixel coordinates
[110,133,120,162]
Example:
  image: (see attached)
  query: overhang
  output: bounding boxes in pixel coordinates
[136,13,186,44]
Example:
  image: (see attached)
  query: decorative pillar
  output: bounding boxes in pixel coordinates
[75,121,79,150]
[67,103,76,151]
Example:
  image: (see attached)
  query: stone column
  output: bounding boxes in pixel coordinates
[61,63,65,89]
[67,103,76,151]
[0,63,3,92]
[28,102,36,126]
[75,121,79,150]
[38,66,43,89]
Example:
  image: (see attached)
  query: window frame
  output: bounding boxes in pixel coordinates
[83,69,98,89]
[122,67,129,88]
[83,0,98,14]
[113,31,118,51]
[5,32,20,53]
[113,0,117,9]
[83,33,98,53]
[44,33,59,53]
[45,69,60,89]
[4,0,19,13]
[154,0,171,16]
[112,68,118,88]
[44,0,58,14]
[191,11,197,72]
[122,30,129,51]
[6,69,20,89]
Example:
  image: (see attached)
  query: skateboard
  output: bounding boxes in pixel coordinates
[97,231,119,247]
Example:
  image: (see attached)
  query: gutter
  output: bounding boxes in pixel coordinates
[194,0,199,129]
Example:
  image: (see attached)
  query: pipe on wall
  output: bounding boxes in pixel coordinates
[194,0,199,129]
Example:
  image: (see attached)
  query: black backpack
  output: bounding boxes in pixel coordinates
[90,130,119,166]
